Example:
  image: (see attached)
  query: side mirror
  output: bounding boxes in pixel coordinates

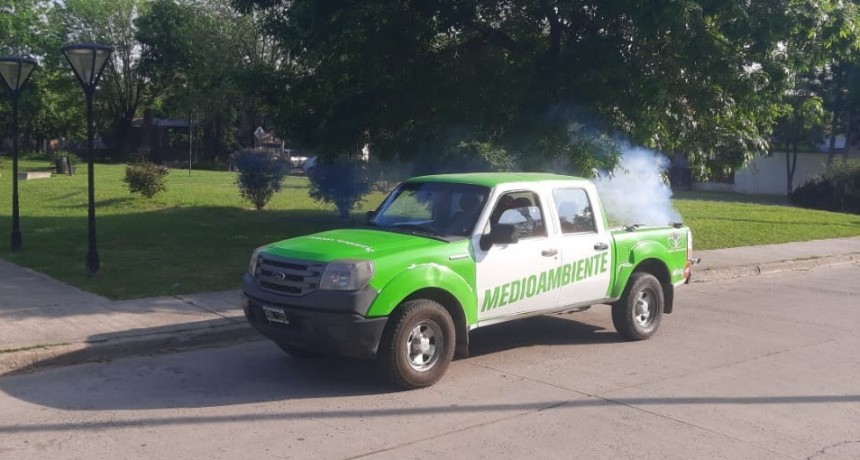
[479,223,519,251]
[365,210,376,224]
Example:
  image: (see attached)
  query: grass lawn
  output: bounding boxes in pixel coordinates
[1,158,858,299]
[674,191,860,250]
[0,158,387,299]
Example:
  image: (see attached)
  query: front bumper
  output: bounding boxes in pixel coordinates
[242,276,387,359]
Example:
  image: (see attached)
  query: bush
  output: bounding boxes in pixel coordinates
[307,156,370,218]
[790,159,860,214]
[234,149,289,210]
[124,162,169,198]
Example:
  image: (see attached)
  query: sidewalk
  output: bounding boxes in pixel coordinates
[2,237,859,375]
[0,260,252,374]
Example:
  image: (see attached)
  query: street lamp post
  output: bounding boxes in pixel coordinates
[62,43,112,275]
[0,55,37,251]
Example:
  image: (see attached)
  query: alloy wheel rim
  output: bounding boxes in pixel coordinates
[634,290,655,328]
[405,320,443,372]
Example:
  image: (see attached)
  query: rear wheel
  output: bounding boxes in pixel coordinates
[378,299,455,389]
[612,272,664,341]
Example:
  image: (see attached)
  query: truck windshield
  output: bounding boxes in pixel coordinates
[370,182,490,240]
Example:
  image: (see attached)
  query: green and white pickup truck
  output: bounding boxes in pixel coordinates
[242,173,697,388]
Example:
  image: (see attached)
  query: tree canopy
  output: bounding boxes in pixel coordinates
[2,0,858,179]
[233,0,859,177]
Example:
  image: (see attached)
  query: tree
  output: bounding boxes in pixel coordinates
[137,0,283,160]
[0,0,86,149]
[0,0,51,56]
[774,88,825,194]
[56,0,151,157]
[234,149,288,209]
[235,0,859,178]
[770,0,860,194]
[307,157,370,218]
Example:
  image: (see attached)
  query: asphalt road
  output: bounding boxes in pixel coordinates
[0,264,858,460]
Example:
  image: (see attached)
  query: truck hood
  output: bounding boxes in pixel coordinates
[263,228,445,262]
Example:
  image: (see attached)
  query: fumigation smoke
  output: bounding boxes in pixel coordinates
[594,147,682,227]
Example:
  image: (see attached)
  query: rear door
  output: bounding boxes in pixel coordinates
[551,187,613,306]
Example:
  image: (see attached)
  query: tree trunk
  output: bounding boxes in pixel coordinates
[826,111,840,166]
[786,142,798,195]
[113,115,134,160]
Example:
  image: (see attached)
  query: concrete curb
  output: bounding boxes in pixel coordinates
[1,252,858,376]
[0,322,262,377]
[692,253,860,283]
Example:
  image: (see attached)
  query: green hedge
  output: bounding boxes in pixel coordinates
[790,159,860,214]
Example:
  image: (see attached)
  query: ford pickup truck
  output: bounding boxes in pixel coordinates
[242,173,697,389]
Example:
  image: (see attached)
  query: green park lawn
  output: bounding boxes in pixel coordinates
[1,158,858,299]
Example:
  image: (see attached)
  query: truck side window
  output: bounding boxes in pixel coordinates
[490,191,547,239]
[554,188,596,234]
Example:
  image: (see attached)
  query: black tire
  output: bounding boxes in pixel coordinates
[377,299,455,390]
[274,341,320,359]
[612,272,664,341]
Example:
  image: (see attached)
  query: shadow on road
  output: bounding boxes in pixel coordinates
[0,315,619,412]
[0,341,390,410]
[466,314,622,357]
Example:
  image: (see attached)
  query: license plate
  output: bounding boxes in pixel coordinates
[262,306,290,325]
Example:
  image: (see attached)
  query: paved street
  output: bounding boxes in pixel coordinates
[0,264,858,460]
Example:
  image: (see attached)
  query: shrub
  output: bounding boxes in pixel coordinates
[411,141,516,175]
[307,156,370,218]
[234,149,289,210]
[124,162,169,198]
[789,159,860,214]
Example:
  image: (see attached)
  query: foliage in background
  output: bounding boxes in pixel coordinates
[233,149,288,209]
[136,0,250,159]
[56,0,152,157]
[0,0,85,144]
[789,159,860,214]
[411,140,515,175]
[237,0,858,177]
[4,0,860,184]
[773,93,825,194]
[307,156,371,218]
[124,161,169,198]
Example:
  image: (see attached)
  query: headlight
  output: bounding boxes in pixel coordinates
[319,260,374,291]
[247,246,266,276]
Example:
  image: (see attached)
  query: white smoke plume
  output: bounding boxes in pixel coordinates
[594,146,682,227]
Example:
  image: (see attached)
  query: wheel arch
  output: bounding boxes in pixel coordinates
[613,258,674,314]
[367,264,474,358]
[630,259,674,314]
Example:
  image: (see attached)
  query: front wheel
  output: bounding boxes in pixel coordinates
[612,272,664,341]
[377,299,455,389]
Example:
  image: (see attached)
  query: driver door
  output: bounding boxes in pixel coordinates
[474,188,561,322]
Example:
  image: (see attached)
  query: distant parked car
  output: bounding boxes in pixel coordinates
[289,155,308,168]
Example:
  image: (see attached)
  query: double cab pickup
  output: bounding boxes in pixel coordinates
[243,173,696,388]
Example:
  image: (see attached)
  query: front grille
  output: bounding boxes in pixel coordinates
[255,254,324,296]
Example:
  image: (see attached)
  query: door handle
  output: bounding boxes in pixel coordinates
[594,242,609,251]
[541,249,559,257]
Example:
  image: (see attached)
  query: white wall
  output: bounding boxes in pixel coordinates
[694,148,859,195]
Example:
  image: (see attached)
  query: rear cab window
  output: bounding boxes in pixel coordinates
[553,188,597,234]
